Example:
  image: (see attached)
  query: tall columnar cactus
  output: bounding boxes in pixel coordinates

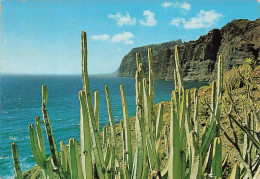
[168,45,224,178]
[60,140,71,178]
[120,85,133,172]
[41,85,65,178]
[81,31,109,179]
[94,91,100,132]
[211,137,222,179]
[11,143,23,179]
[105,85,116,177]
[29,117,46,170]
[69,138,83,179]
[79,90,93,179]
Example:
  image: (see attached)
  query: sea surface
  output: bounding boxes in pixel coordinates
[0,75,208,178]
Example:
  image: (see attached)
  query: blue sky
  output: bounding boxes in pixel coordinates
[1,0,259,75]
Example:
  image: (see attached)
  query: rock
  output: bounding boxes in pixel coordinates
[117,19,260,81]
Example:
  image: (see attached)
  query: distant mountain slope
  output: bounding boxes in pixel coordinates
[117,19,260,81]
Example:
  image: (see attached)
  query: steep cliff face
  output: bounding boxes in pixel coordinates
[117,19,260,81]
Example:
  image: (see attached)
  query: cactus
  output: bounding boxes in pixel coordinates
[211,137,222,179]
[11,31,234,179]
[120,85,132,171]
[94,91,100,132]
[81,31,109,179]
[79,90,93,179]
[11,143,23,179]
[41,85,65,178]
[60,141,71,177]
[230,163,240,179]
[29,123,46,169]
[69,138,83,179]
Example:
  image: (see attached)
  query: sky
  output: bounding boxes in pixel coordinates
[0,0,259,75]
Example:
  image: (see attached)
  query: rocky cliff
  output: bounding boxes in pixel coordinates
[117,19,260,81]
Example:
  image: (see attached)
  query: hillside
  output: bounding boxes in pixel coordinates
[118,19,260,81]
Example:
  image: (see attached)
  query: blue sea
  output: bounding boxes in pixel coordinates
[0,75,208,178]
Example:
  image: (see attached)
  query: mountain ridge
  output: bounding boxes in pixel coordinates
[117,18,260,81]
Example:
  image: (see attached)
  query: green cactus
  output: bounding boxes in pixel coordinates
[69,138,83,179]
[120,85,132,172]
[11,143,23,179]
[94,91,100,132]
[41,85,65,178]
[79,90,93,179]
[230,163,240,179]
[60,140,71,178]
[29,123,46,169]
[211,137,222,179]
[81,31,108,179]
[155,103,163,141]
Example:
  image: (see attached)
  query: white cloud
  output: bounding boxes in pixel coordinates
[139,10,157,26]
[183,10,222,29]
[162,2,173,8]
[170,17,185,27]
[108,11,136,26]
[111,32,134,44]
[170,10,223,29]
[91,34,110,41]
[180,2,191,11]
[162,1,191,11]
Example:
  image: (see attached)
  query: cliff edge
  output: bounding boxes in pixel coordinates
[117,19,260,81]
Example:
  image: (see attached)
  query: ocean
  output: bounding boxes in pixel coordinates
[0,75,208,178]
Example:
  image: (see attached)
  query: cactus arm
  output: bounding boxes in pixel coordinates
[211,137,222,179]
[174,70,178,91]
[193,89,199,136]
[107,146,116,178]
[169,91,182,179]
[81,31,108,179]
[79,90,93,179]
[29,124,46,169]
[46,158,54,179]
[148,48,154,106]
[94,91,100,132]
[143,78,159,170]
[11,143,23,179]
[104,144,111,167]
[41,85,65,178]
[105,85,116,147]
[155,103,163,141]
[69,138,83,179]
[120,85,133,172]
[200,119,217,157]
[60,141,70,178]
[103,124,108,147]
[189,132,200,179]
[133,117,144,179]
[148,48,155,135]
[229,163,240,179]
[121,164,130,179]
[82,91,107,179]
[35,116,46,157]
[174,45,184,89]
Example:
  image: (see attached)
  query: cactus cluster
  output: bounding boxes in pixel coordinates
[11,31,260,179]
